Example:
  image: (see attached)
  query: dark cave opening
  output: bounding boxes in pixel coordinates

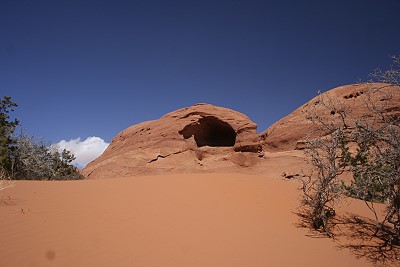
[179,116,236,147]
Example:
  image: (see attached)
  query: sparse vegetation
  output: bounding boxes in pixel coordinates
[12,133,82,180]
[299,56,400,245]
[299,128,344,236]
[0,96,82,180]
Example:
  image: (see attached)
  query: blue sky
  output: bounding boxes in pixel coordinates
[1,0,399,166]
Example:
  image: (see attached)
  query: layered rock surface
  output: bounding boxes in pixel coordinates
[83,83,399,179]
[260,83,400,151]
[83,104,269,179]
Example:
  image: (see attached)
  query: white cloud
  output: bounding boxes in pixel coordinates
[56,136,109,168]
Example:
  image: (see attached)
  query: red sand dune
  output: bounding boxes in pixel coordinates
[0,173,395,267]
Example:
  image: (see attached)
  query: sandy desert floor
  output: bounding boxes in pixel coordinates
[0,173,398,267]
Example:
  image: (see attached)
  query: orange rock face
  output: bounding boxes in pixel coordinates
[83,103,265,179]
[260,83,400,151]
[83,83,399,179]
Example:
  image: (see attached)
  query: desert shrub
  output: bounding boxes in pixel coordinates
[12,133,83,180]
[300,56,400,243]
[52,147,83,180]
[339,89,400,243]
[0,95,82,180]
[300,138,342,234]
[299,95,347,236]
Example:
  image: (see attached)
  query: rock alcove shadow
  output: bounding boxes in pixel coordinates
[179,116,236,147]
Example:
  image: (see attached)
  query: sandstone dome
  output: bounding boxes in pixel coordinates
[83,103,265,179]
[260,83,400,151]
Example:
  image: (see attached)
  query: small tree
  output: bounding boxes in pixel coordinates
[0,96,19,174]
[52,147,82,180]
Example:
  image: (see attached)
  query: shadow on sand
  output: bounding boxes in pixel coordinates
[295,210,400,266]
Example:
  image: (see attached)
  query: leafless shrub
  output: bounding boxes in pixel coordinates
[370,55,400,86]
[12,132,83,180]
[12,133,55,179]
[299,92,348,237]
[341,85,400,245]
[300,56,400,245]
[0,168,15,200]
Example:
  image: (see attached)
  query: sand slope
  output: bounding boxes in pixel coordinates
[0,173,395,266]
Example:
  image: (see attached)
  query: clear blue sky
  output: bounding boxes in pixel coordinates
[1,0,400,144]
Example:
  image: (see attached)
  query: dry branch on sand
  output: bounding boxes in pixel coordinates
[0,168,14,191]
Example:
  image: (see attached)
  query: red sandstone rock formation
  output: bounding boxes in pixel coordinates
[83,83,399,179]
[83,103,264,179]
[260,83,400,151]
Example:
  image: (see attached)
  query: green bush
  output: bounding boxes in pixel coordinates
[0,96,82,180]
